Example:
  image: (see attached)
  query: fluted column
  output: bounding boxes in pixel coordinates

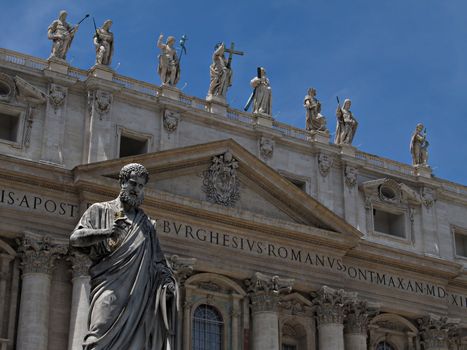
[67,253,92,350]
[418,314,458,350]
[16,235,66,350]
[245,272,293,350]
[312,286,351,350]
[344,300,369,350]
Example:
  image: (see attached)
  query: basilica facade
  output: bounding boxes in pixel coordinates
[0,45,467,350]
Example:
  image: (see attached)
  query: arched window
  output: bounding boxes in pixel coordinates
[376,341,395,350]
[192,304,223,350]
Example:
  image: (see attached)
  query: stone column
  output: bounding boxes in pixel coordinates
[312,286,350,350]
[418,314,458,350]
[167,254,196,350]
[0,254,14,337]
[16,235,66,350]
[67,253,92,350]
[344,300,369,350]
[245,272,293,350]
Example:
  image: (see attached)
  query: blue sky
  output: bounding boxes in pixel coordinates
[1,0,466,185]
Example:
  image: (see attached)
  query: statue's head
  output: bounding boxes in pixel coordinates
[59,10,67,21]
[103,19,112,30]
[215,42,225,53]
[343,99,351,109]
[308,87,316,96]
[416,123,424,132]
[118,163,149,208]
[167,36,175,46]
[259,67,266,77]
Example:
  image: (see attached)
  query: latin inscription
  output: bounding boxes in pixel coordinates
[0,188,78,218]
[159,219,467,309]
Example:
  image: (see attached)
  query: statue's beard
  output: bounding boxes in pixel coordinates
[119,190,144,208]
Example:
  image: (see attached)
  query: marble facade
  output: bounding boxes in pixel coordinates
[0,48,467,350]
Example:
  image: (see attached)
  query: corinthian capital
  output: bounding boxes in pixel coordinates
[68,252,92,278]
[311,286,354,325]
[345,300,370,334]
[417,314,459,349]
[17,234,67,274]
[245,272,294,313]
[166,254,196,285]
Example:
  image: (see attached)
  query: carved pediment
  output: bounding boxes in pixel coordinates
[361,178,421,205]
[14,76,47,105]
[73,139,363,240]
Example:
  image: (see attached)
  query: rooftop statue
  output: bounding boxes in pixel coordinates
[157,34,180,86]
[207,42,243,101]
[335,98,358,145]
[245,67,272,116]
[47,10,87,61]
[93,19,114,66]
[304,88,327,133]
[70,163,177,350]
[410,123,429,167]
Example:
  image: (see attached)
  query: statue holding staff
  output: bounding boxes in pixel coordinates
[410,123,429,166]
[93,19,114,66]
[245,67,272,115]
[304,88,327,132]
[48,10,88,60]
[334,97,358,145]
[70,163,178,350]
[157,34,180,86]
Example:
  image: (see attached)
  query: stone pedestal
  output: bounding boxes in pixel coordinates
[340,144,356,157]
[254,113,274,128]
[312,286,350,350]
[413,165,432,178]
[160,84,181,100]
[68,254,91,350]
[207,95,228,117]
[307,130,330,144]
[89,64,114,81]
[47,57,69,75]
[246,272,293,350]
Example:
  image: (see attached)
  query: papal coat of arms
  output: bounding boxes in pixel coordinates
[202,151,240,207]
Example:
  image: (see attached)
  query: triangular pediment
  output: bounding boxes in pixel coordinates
[73,139,362,242]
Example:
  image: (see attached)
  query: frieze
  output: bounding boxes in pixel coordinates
[158,218,467,310]
[0,188,79,219]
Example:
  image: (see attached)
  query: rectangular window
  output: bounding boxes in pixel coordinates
[282,345,297,350]
[454,229,467,258]
[0,112,20,142]
[286,177,306,191]
[373,209,406,238]
[119,135,148,158]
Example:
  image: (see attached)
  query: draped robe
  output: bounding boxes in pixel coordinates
[73,199,175,350]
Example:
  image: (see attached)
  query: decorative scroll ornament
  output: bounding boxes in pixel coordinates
[344,165,358,188]
[318,153,333,177]
[421,187,436,209]
[0,73,16,102]
[48,83,67,110]
[245,272,293,313]
[202,151,240,207]
[95,90,113,116]
[17,234,67,274]
[259,137,274,160]
[163,110,179,133]
[311,286,354,325]
[418,315,459,349]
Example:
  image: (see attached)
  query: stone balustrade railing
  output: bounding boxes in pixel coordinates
[1,47,466,197]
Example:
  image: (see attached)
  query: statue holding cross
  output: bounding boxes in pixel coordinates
[207,42,243,101]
